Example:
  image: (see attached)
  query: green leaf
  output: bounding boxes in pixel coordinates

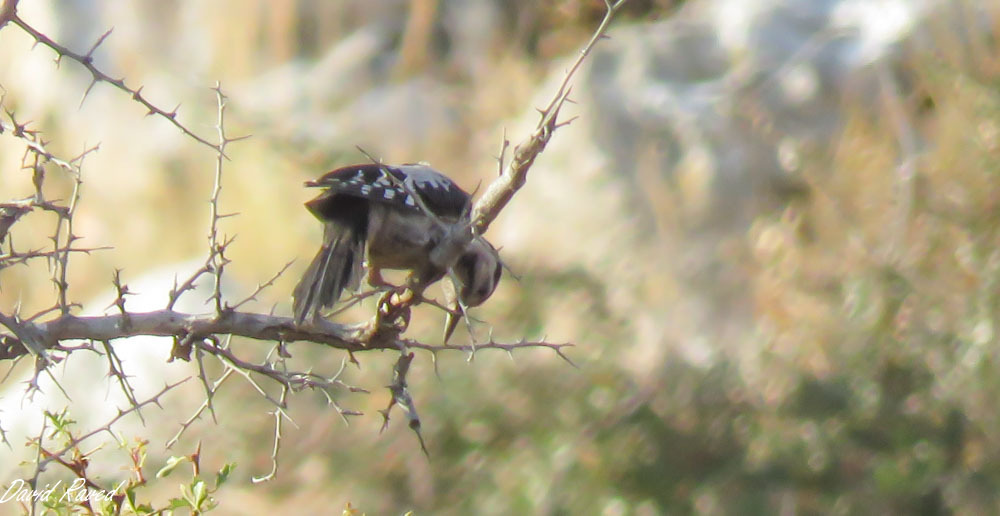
[156,455,187,478]
[180,483,196,506]
[193,479,207,507]
[215,462,236,487]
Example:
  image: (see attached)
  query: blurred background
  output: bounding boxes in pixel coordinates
[2,0,1000,513]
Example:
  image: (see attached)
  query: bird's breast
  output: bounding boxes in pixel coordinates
[366,207,446,271]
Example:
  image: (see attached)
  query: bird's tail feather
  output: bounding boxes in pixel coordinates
[292,223,364,324]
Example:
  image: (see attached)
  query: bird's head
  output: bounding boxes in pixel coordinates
[443,237,503,342]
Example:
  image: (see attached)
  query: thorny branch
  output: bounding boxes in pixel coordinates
[0,245,110,272]
[0,0,628,481]
[51,141,88,315]
[1,0,217,150]
[471,0,628,233]
[364,0,628,344]
[165,368,233,450]
[379,351,429,456]
[205,84,250,315]
[0,309,568,361]
[251,384,290,484]
[35,379,188,476]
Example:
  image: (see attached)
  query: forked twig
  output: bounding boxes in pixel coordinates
[8,7,218,150]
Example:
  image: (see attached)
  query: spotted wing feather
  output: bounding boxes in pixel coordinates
[308,163,470,219]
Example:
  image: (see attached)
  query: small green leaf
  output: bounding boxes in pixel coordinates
[215,462,236,487]
[156,455,187,478]
[180,483,196,506]
[193,479,207,507]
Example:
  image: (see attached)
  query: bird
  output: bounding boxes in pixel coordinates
[292,162,502,341]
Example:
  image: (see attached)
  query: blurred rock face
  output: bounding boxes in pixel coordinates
[576,0,934,235]
[493,0,947,367]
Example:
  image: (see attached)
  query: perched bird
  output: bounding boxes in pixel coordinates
[293,163,501,341]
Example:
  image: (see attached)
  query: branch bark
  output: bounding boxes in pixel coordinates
[391,0,628,341]
[1,310,373,361]
[0,0,17,31]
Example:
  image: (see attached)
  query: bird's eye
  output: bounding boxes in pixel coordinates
[456,253,475,279]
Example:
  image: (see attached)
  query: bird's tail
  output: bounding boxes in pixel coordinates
[292,222,364,324]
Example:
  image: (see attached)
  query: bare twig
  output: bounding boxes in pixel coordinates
[230,259,295,311]
[213,351,290,410]
[108,269,132,327]
[0,0,18,31]
[0,100,101,316]
[406,337,577,368]
[193,338,219,423]
[101,339,144,423]
[0,245,111,270]
[251,384,289,483]
[0,108,93,173]
[197,337,366,397]
[0,104,109,289]
[166,368,234,449]
[379,351,428,456]
[0,204,29,243]
[206,84,249,315]
[470,0,628,234]
[319,357,365,423]
[496,126,509,177]
[166,260,213,311]
[37,379,188,472]
[0,311,50,361]
[50,152,82,314]
[8,11,218,150]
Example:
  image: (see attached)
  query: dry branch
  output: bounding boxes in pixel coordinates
[10,310,361,358]
[366,0,628,343]
[470,0,627,233]
[0,309,570,362]
[2,0,217,151]
[33,379,189,478]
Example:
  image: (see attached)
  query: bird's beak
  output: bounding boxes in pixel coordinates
[304,179,321,187]
[441,274,462,344]
[443,303,464,344]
